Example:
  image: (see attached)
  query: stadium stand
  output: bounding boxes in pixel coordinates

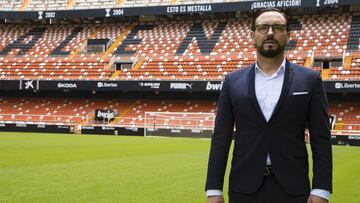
[0,97,86,123]
[0,3,359,139]
[0,97,359,133]
[0,23,134,79]
[112,100,216,128]
[0,98,217,128]
[0,57,112,80]
[0,13,356,80]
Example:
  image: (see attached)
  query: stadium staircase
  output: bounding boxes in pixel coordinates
[110,70,121,79]
[111,102,137,124]
[116,0,124,6]
[304,57,312,67]
[66,0,75,9]
[346,15,360,51]
[101,24,135,60]
[20,0,30,10]
[321,69,330,80]
[344,56,352,69]
[132,59,143,70]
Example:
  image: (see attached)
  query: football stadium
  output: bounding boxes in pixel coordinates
[0,0,360,202]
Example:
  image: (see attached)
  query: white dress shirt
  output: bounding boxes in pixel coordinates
[207,59,330,200]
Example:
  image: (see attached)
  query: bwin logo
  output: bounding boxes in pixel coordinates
[38,11,43,20]
[105,9,111,17]
[97,111,116,119]
[25,81,34,89]
[206,82,223,91]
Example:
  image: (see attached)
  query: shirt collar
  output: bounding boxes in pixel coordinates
[255,58,286,78]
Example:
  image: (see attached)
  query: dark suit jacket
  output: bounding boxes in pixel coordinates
[205,60,332,195]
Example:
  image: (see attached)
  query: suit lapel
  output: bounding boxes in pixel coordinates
[247,63,268,124]
[268,60,294,124]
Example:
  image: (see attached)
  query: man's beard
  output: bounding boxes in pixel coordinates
[255,39,286,58]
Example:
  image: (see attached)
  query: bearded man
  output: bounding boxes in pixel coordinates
[205,8,332,203]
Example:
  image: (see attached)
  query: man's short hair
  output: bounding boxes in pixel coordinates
[251,8,290,32]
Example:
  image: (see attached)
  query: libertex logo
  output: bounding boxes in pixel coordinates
[335,82,360,89]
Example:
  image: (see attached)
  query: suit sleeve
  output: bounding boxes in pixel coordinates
[205,76,234,191]
[308,73,333,193]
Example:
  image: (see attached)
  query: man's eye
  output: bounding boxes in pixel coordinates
[259,25,269,30]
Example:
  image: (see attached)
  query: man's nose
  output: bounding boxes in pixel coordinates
[267,26,274,35]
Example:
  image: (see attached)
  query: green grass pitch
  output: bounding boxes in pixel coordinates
[0,132,359,203]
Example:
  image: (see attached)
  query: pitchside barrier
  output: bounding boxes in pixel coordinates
[0,114,82,133]
[81,125,143,136]
[0,122,74,133]
[331,135,360,146]
[1,113,360,146]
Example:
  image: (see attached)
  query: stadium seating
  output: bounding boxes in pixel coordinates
[0,97,87,123]
[292,14,350,56]
[342,52,360,80]
[0,13,358,80]
[112,100,216,128]
[0,97,359,133]
[329,102,360,132]
[25,0,68,10]
[111,14,350,80]
[0,0,22,10]
[73,0,117,9]
[0,98,217,129]
[114,56,250,80]
[0,57,112,80]
[0,23,133,79]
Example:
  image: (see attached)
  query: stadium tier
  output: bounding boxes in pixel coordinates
[0,98,217,128]
[0,13,358,80]
[0,97,359,133]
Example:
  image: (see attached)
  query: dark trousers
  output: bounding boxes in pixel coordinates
[229,175,309,203]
